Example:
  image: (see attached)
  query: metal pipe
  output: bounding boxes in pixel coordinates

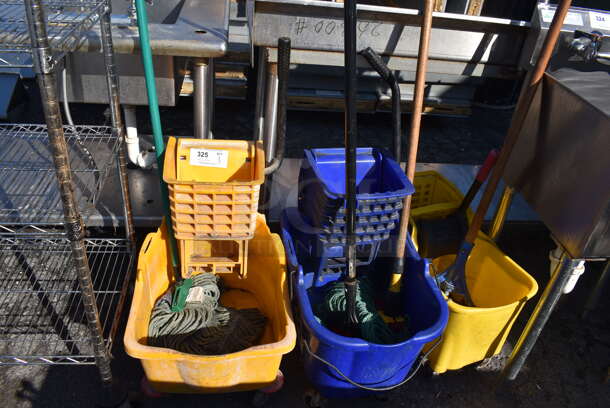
[263,62,279,163]
[25,0,112,384]
[254,47,268,142]
[503,253,582,380]
[393,0,434,270]
[462,0,573,246]
[488,185,515,242]
[193,58,214,139]
[359,47,401,160]
[265,39,291,176]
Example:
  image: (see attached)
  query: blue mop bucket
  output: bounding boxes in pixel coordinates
[281,210,448,398]
[284,208,382,282]
[298,148,414,231]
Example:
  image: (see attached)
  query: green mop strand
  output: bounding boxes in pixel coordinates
[148,273,267,355]
[312,276,410,344]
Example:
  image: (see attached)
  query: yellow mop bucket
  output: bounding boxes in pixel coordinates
[124,215,296,393]
[427,234,538,373]
[410,171,538,373]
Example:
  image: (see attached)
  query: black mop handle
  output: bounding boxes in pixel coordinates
[344,0,359,325]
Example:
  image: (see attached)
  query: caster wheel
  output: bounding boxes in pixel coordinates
[139,377,164,399]
[303,389,326,408]
[251,391,270,408]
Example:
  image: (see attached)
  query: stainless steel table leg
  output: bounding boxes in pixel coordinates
[193,58,214,139]
[263,61,279,164]
[503,253,583,380]
[254,47,268,142]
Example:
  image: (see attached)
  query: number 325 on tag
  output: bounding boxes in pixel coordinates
[190,148,229,168]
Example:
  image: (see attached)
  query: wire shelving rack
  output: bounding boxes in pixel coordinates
[0,0,136,395]
[0,0,107,68]
[0,237,133,364]
[0,124,119,225]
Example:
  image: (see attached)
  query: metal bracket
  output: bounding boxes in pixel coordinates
[32,47,55,74]
[65,217,85,242]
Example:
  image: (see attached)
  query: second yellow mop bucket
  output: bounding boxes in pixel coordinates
[427,235,538,373]
[124,215,296,393]
[409,170,538,373]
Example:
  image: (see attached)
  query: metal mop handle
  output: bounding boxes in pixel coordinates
[344,0,359,325]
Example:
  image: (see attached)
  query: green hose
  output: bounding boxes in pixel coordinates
[134,0,185,310]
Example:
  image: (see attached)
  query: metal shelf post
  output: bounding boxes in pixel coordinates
[23,0,112,384]
[100,8,135,249]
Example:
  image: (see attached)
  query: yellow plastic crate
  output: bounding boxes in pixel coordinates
[411,171,464,220]
[124,215,296,393]
[426,234,538,373]
[163,137,265,240]
[410,171,472,251]
[180,239,248,278]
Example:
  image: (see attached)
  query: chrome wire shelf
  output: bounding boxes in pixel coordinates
[0,124,119,226]
[0,0,107,68]
[0,236,133,364]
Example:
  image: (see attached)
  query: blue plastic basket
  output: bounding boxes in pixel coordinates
[284,207,382,282]
[281,210,449,399]
[298,148,413,232]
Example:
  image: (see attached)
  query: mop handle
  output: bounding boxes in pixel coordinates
[134,0,181,281]
[343,0,359,325]
[392,0,434,270]
[344,0,358,281]
[464,0,574,244]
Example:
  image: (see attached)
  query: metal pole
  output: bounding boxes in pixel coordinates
[343,0,359,325]
[100,12,136,400]
[503,253,582,380]
[254,47,268,142]
[24,0,111,384]
[100,11,135,249]
[193,58,214,139]
[488,185,515,242]
[263,62,279,164]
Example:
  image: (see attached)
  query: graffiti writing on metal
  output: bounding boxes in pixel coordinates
[293,18,382,39]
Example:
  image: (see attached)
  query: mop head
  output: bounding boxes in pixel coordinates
[148,273,267,355]
[311,276,410,344]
